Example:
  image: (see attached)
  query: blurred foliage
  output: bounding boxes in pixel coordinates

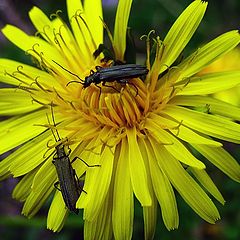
[0,0,240,239]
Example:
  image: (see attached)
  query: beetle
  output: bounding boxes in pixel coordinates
[80,64,149,89]
[52,140,81,214]
[47,106,100,214]
[52,60,149,92]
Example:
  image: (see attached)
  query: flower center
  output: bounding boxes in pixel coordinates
[69,76,149,128]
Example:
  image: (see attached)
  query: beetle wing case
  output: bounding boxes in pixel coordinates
[98,64,149,81]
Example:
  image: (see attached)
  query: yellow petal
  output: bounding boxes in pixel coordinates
[12,170,37,201]
[176,30,240,80]
[0,109,48,154]
[29,6,55,43]
[47,190,68,232]
[0,58,60,87]
[127,127,152,206]
[0,89,40,115]
[30,6,76,63]
[145,138,179,230]
[30,8,82,69]
[9,132,51,177]
[67,0,84,22]
[2,25,63,64]
[163,105,240,143]
[178,71,240,95]
[66,0,96,66]
[193,145,240,183]
[84,0,103,45]
[148,112,221,147]
[113,0,133,61]
[138,138,158,238]
[112,139,134,240]
[189,168,225,204]
[76,146,102,209]
[143,202,158,240]
[145,118,205,169]
[159,0,207,73]
[22,160,55,217]
[170,95,240,121]
[84,191,113,240]
[81,146,114,221]
[150,139,220,223]
[0,153,13,180]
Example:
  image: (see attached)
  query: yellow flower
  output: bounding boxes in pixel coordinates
[199,48,240,106]
[0,0,240,239]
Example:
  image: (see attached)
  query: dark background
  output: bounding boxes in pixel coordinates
[0,0,239,239]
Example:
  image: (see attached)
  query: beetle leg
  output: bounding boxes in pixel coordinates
[95,84,102,95]
[52,153,58,163]
[66,146,71,156]
[71,156,101,167]
[95,66,102,70]
[126,81,139,97]
[73,170,87,194]
[102,81,120,93]
[54,181,61,191]
[118,79,138,96]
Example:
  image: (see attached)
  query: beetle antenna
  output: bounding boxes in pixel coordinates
[46,103,61,142]
[50,103,61,141]
[52,60,84,84]
[46,113,58,142]
[66,80,84,86]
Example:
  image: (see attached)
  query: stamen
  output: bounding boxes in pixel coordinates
[4,70,29,86]
[30,77,52,93]
[35,25,54,45]
[140,29,155,72]
[53,26,83,71]
[71,12,97,65]
[105,96,125,125]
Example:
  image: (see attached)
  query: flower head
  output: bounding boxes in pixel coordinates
[0,0,240,239]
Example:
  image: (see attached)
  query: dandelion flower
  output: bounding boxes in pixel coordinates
[0,0,240,239]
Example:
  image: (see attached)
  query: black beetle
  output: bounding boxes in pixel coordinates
[52,60,149,92]
[47,106,100,213]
